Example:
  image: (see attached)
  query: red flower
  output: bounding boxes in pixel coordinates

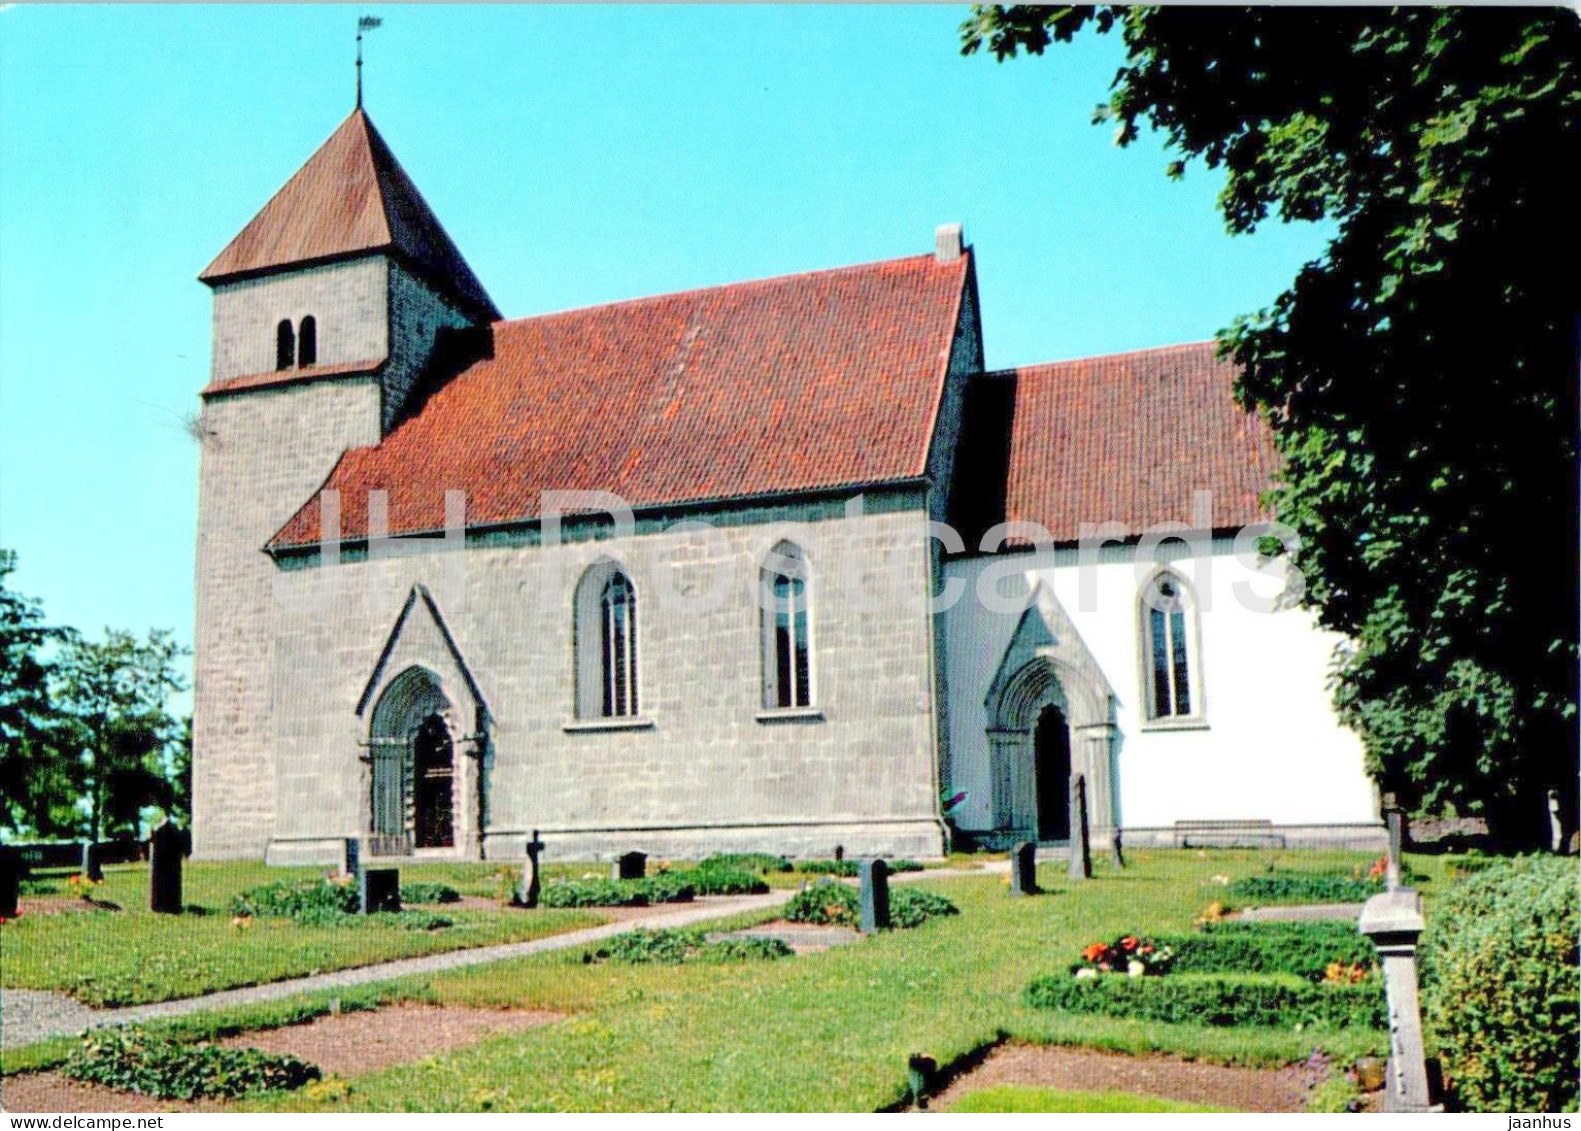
[1139,945,1154,955]
[1082,943,1107,962]
[1120,936,1139,951]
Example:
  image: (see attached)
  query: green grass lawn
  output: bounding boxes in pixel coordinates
[947,1085,1226,1113]
[3,861,604,1007]
[225,848,1428,1112]
[6,848,1454,1111]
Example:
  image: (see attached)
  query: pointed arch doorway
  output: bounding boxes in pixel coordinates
[1034,705,1072,841]
[367,666,458,854]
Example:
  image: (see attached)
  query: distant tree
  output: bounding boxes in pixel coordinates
[961,7,1579,846]
[0,549,79,837]
[53,629,189,842]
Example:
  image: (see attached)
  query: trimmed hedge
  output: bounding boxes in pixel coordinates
[1163,921,1377,982]
[797,858,925,877]
[1026,973,1385,1030]
[782,882,957,928]
[1421,855,1579,1113]
[589,927,791,965]
[539,875,695,908]
[65,1028,320,1100]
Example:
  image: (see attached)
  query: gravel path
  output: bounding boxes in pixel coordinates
[2,865,989,1052]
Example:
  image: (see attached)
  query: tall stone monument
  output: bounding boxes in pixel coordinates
[1067,773,1092,881]
[1358,888,1441,1113]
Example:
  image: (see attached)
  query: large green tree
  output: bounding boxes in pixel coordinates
[53,629,189,841]
[962,7,1579,845]
[0,550,80,836]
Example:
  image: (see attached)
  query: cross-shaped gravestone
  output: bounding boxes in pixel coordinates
[858,858,890,933]
[1009,841,1038,896]
[360,867,401,914]
[518,830,544,908]
[0,845,20,919]
[149,820,185,914]
[1067,773,1092,880]
[612,851,647,882]
[1110,828,1126,870]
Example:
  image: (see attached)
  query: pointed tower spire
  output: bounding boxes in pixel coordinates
[200,108,497,320]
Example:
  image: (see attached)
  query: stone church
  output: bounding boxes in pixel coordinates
[192,109,1382,864]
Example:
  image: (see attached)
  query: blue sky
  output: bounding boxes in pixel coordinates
[0,4,1329,685]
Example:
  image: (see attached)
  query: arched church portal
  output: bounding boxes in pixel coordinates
[986,656,1115,844]
[367,666,458,854]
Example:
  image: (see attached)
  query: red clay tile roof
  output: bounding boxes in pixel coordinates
[200,110,498,319]
[203,358,385,398]
[999,342,1278,543]
[268,252,972,550]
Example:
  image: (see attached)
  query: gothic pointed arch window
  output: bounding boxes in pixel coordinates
[275,319,295,370]
[761,541,812,709]
[574,561,639,719]
[297,315,317,366]
[1139,569,1201,721]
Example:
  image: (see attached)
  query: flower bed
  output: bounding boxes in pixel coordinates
[586,927,792,965]
[1165,921,1377,983]
[231,876,359,922]
[1223,859,1414,905]
[1071,935,1176,977]
[538,875,695,908]
[781,883,957,928]
[399,882,462,905]
[64,1028,320,1101]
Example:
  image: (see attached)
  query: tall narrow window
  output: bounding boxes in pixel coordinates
[575,561,640,721]
[600,572,638,717]
[297,315,317,366]
[1141,571,1198,719]
[275,319,295,370]
[761,542,812,709]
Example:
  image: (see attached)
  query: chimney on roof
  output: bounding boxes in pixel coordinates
[935,223,964,264]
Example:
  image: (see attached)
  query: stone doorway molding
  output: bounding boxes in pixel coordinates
[357,585,490,859]
[984,580,1117,843]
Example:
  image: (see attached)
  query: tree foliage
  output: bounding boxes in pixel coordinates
[53,628,189,841]
[0,550,79,836]
[961,7,1580,843]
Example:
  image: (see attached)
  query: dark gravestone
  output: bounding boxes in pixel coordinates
[149,821,185,914]
[81,840,104,883]
[858,858,890,933]
[1110,829,1126,870]
[834,844,845,863]
[0,845,20,918]
[360,867,401,914]
[517,830,544,908]
[1009,841,1038,897]
[338,836,362,881]
[1067,774,1092,881]
[612,851,646,881]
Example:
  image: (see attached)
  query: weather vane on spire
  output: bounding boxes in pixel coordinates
[356,15,382,109]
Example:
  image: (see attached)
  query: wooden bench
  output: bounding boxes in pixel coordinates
[1173,820,1285,849]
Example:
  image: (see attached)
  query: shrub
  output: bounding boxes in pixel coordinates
[65,1028,320,1100]
[1225,870,1385,905]
[797,858,925,877]
[399,882,461,904]
[783,882,859,924]
[889,886,960,927]
[1421,855,1579,1113]
[1025,973,1385,1030]
[685,867,769,896]
[1165,921,1377,983]
[375,910,454,931]
[698,853,792,874]
[231,877,358,921]
[588,927,791,965]
[539,876,694,908]
[782,882,958,928]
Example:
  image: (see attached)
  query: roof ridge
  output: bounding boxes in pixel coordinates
[489,251,958,331]
[980,339,1222,379]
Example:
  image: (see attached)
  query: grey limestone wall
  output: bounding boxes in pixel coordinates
[192,379,383,858]
[262,501,949,863]
[209,258,388,381]
[381,262,478,430]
